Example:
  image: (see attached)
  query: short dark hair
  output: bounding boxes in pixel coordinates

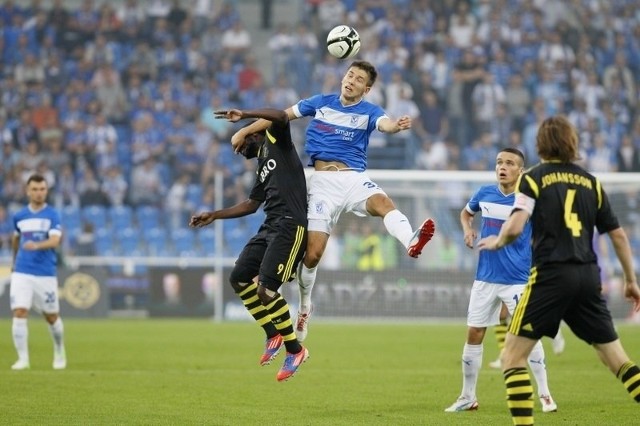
[26,174,46,185]
[499,147,525,166]
[349,60,378,87]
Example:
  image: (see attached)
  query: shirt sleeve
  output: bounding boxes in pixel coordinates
[49,210,63,237]
[371,104,388,133]
[466,187,482,214]
[294,94,323,118]
[513,173,536,215]
[595,183,620,234]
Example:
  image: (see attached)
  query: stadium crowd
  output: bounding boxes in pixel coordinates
[0,0,639,258]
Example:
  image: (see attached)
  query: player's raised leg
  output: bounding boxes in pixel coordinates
[367,193,435,258]
[406,217,436,258]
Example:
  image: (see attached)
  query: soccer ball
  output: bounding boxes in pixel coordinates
[326,25,361,59]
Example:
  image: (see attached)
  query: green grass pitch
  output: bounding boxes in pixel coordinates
[0,319,639,425]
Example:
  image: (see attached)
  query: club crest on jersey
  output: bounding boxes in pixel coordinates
[350,115,358,125]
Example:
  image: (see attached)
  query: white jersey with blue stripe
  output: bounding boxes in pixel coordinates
[13,204,62,277]
[292,93,387,171]
[466,184,531,284]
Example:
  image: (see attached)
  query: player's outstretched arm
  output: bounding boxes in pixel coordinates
[215,108,289,125]
[189,199,261,228]
[220,107,297,153]
[608,227,640,312]
[378,115,412,134]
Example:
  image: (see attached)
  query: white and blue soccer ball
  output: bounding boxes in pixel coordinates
[326,25,361,59]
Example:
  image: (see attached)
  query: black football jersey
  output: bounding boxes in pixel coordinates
[249,120,307,225]
[516,162,619,266]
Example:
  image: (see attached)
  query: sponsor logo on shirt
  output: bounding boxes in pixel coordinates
[259,159,277,183]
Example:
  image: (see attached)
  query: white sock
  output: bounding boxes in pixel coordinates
[49,317,65,355]
[383,209,414,248]
[12,318,29,362]
[298,263,317,312]
[461,343,483,399]
[528,340,550,396]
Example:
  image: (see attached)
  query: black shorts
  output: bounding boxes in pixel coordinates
[233,218,307,292]
[509,263,618,345]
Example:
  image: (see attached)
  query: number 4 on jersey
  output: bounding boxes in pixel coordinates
[564,189,583,237]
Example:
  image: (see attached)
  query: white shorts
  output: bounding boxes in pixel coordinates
[466,280,526,327]
[10,272,60,314]
[307,170,386,234]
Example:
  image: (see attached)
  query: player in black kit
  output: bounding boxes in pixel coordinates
[189,108,308,382]
[478,115,640,425]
